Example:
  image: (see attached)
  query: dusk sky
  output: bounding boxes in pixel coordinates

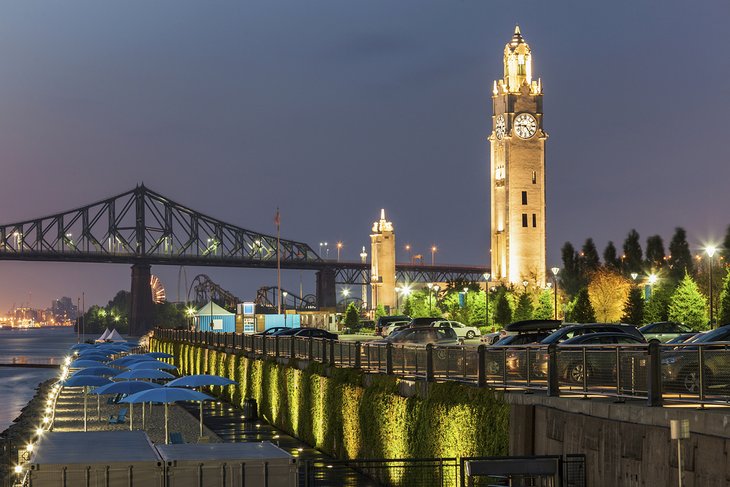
[1,1,729,312]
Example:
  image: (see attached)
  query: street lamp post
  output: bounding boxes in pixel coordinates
[706,246,717,328]
[431,246,437,266]
[432,285,440,315]
[405,244,412,263]
[427,283,433,314]
[341,288,350,311]
[395,286,402,313]
[483,273,491,328]
[551,267,560,320]
[360,247,368,310]
[337,242,343,262]
[522,280,529,294]
[282,291,288,327]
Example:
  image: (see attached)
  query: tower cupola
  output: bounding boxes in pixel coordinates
[501,25,540,94]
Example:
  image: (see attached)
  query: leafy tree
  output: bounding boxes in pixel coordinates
[668,227,694,281]
[668,273,708,330]
[722,224,730,261]
[404,290,441,318]
[153,302,186,329]
[402,296,413,317]
[622,229,643,275]
[645,235,666,269]
[717,270,730,326]
[621,287,644,325]
[579,238,601,274]
[644,282,674,324]
[603,241,621,271]
[559,242,582,297]
[533,289,554,320]
[494,293,513,326]
[374,304,387,321]
[588,269,629,322]
[571,288,596,323]
[343,302,360,329]
[513,293,534,322]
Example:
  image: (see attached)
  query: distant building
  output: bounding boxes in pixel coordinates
[52,297,78,321]
[490,26,547,287]
[370,209,396,312]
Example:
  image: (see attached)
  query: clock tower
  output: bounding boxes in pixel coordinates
[490,26,547,287]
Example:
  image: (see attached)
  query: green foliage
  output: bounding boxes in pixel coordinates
[603,241,621,271]
[560,242,583,297]
[533,289,554,320]
[668,273,708,330]
[405,290,442,318]
[401,297,413,317]
[668,228,694,281]
[644,282,674,324]
[579,238,601,274]
[513,293,533,322]
[718,271,730,326]
[570,288,596,323]
[343,303,360,329]
[374,305,387,320]
[622,229,643,275]
[621,287,644,325]
[493,293,512,326]
[645,235,666,269]
[150,337,509,473]
[441,289,487,325]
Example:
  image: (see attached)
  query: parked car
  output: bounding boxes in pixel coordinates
[408,317,442,327]
[665,333,700,344]
[639,322,694,343]
[273,327,338,340]
[382,321,411,337]
[485,320,561,376]
[373,326,460,346]
[431,320,481,339]
[540,323,644,345]
[254,327,290,336]
[662,325,730,393]
[554,333,646,384]
[375,315,411,336]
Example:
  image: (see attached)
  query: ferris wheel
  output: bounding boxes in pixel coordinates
[150,275,166,304]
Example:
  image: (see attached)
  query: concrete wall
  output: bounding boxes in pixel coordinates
[506,394,730,487]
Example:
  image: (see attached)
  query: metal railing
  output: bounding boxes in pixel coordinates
[154,328,730,407]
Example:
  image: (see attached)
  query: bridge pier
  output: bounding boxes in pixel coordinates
[316,268,336,310]
[129,263,154,336]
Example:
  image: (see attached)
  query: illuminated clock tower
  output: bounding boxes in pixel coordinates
[490,26,547,287]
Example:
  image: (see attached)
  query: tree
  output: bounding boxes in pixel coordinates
[559,242,582,297]
[579,238,601,274]
[668,227,694,281]
[571,288,596,323]
[622,229,643,275]
[722,224,730,261]
[603,241,621,271]
[343,302,360,329]
[533,289,554,320]
[494,293,513,326]
[402,296,413,317]
[645,235,666,269]
[621,287,644,325]
[644,282,674,324]
[588,268,630,322]
[153,302,186,329]
[513,293,534,322]
[668,273,708,330]
[374,304,387,321]
[717,270,730,326]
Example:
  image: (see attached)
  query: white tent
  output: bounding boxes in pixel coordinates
[106,329,126,342]
[96,328,111,342]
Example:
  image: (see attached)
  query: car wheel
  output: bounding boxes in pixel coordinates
[681,367,711,394]
[466,331,475,339]
[568,362,588,384]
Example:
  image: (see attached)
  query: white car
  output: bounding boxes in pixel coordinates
[382,321,410,337]
[431,320,481,339]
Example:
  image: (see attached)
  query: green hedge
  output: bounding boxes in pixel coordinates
[152,338,509,461]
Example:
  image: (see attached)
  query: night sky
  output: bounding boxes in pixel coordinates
[1,1,729,312]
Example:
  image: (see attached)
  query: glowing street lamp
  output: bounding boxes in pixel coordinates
[282,291,288,327]
[337,242,343,262]
[706,246,717,328]
[405,244,412,263]
[341,288,350,310]
[431,246,438,266]
[551,267,560,320]
[483,273,491,327]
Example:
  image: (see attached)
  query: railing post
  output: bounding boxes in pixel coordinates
[275,336,280,358]
[329,339,336,366]
[425,344,434,382]
[547,344,559,397]
[477,344,486,387]
[386,343,394,375]
[320,339,327,364]
[308,337,314,361]
[647,341,663,407]
[262,336,267,357]
[354,342,361,369]
[290,337,296,358]
[698,345,706,406]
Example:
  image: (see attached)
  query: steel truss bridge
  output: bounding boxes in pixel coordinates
[0,184,487,334]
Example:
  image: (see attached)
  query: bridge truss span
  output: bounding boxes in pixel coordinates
[0,184,321,267]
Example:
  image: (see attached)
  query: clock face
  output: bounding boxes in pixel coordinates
[514,113,537,139]
[495,115,506,139]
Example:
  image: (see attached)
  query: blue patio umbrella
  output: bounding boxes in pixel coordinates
[70,343,93,352]
[91,381,163,429]
[71,366,120,377]
[108,356,149,366]
[69,359,107,369]
[76,353,111,362]
[115,369,176,380]
[61,376,113,431]
[121,388,214,443]
[166,374,237,438]
[146,352,174,359]
[128,361,177,371]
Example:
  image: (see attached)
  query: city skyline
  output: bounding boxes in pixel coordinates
[0,1,729,310]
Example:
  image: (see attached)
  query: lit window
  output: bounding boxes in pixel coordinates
[522,191,527,205]
[522,214,528,227]
[532,171,537,184]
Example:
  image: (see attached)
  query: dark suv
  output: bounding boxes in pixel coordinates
[540,323,643,345]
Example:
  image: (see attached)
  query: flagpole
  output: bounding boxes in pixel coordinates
[276,208,281,315]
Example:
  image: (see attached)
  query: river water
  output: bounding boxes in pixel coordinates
[0,327,82,433]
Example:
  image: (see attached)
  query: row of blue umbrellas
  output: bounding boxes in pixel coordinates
[64,347,236,442]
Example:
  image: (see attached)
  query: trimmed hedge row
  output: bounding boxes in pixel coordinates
[152,338,509,460]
